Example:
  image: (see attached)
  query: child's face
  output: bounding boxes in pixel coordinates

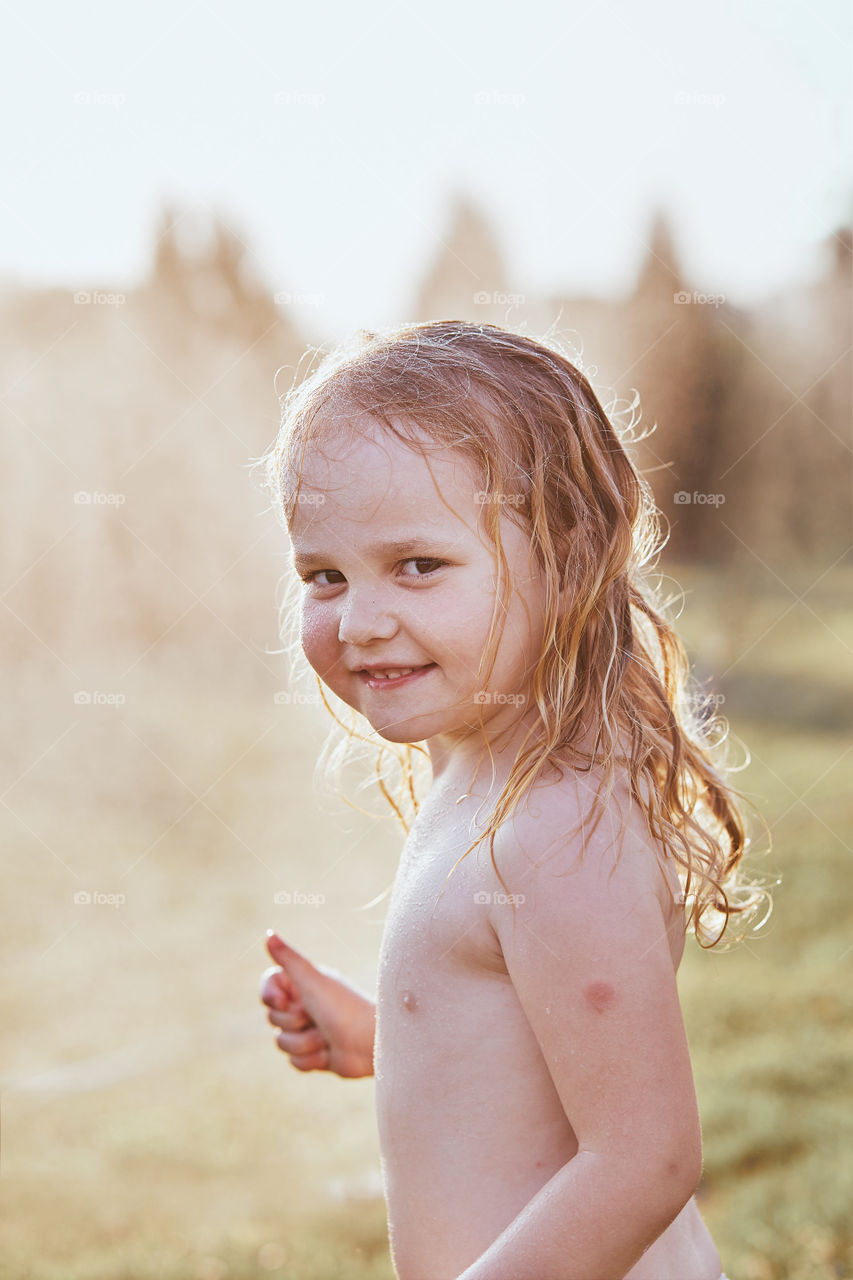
[287,418,549,749]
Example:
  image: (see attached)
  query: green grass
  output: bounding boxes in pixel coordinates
[1,563,850,1279]
[679,719,853,1280]
[672,561,853,1280]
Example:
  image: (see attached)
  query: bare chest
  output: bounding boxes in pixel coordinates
[372,799,701,1280]
[374,810,579,1275]
[374,806,573,1155]
[378,808,511,1005]
[377,794,686,1017]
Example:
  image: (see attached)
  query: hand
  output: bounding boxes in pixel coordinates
[260,931,376,1078]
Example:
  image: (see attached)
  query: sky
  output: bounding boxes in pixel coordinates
[1,0,850,338]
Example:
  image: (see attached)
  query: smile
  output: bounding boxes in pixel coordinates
[359,664,437,690]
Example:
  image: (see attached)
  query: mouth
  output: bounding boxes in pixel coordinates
[357,663,437,691]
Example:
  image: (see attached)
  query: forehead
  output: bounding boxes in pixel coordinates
[287,417,481,536]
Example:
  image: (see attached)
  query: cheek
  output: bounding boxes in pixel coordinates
[430,594,492,664]
[492,588,545,673]
[299,602,339,671]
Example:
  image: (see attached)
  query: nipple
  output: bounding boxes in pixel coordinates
[401,988,418,1012]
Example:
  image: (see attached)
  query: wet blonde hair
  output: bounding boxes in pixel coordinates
[258,319,772,949]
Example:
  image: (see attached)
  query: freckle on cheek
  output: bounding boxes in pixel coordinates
[584,980,617,1014]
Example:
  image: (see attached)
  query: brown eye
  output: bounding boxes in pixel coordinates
[400,558,445,578]
[300,569,345,586]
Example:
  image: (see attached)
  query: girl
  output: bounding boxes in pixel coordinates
[257,320,769,1280]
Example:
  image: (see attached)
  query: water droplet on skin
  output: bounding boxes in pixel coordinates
[401,989,418,1011]
[545,1006,551,1015]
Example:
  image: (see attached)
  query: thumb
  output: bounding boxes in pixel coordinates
[266,930,319,987]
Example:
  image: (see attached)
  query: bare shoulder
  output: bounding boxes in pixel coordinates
[485,761,673,924]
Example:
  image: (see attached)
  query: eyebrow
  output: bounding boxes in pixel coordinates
[291,536,456,569]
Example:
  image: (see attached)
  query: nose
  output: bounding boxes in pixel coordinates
[337,585,399,646]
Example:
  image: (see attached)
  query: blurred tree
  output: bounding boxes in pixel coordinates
[411,190,514,326]
[0,201,306,674]
[725,223,853,569]
[624,210,731,563]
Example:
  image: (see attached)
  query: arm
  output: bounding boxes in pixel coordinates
[457,786,703,1280]
[455,1148,698,1280]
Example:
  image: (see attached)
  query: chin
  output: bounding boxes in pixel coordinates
[363,708,457,745]
[370,726,421,745]
[366,717,432,745]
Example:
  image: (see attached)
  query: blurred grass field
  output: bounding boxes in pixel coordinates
[1,560,851,1280]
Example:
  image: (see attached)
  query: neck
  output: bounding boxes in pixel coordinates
[424,706,543,798]
[424,709,609,804]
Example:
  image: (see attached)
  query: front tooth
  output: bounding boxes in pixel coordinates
[375,668,413,679]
